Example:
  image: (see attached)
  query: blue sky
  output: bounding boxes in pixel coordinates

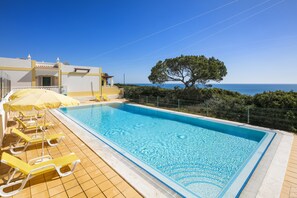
[0,0,296,84]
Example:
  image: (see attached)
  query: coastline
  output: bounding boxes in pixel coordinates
[131,83,297,95]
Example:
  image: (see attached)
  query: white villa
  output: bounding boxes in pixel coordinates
[0,55,122,100]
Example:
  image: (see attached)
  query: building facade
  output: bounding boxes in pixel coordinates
[0,56,122,100]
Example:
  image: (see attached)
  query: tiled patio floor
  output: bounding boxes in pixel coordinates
[281,135,297,198]
[0,111,143,198]
[2,102,296,198]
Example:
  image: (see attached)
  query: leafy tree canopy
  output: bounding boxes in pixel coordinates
[148,55,227,88]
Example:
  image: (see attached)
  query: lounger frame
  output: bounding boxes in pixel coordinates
[0,154,80,197]
[9,133,64,155]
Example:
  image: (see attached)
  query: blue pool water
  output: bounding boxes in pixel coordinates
[59,103,274,197]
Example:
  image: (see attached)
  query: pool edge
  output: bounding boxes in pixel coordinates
[52,101,293,197]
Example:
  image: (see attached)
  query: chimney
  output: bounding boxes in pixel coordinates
[27,54,31,60]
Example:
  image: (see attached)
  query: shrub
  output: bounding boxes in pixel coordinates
[116,84,297,132]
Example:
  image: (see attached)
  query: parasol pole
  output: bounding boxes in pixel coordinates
[24,107,39,138]
[41,126,45,156]
[35,107,38,137]
[41,109,47,157]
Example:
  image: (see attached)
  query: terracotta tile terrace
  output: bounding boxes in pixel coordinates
[0,108,142,198]
[281,135,297,198]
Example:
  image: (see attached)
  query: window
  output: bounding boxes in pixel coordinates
[42,77,51,86]
[74,68,90,73]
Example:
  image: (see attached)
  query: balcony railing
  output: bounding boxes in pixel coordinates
[0,71,11,100]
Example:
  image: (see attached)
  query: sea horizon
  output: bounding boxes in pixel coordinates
[130,83,297,95]
[130,83,297,85]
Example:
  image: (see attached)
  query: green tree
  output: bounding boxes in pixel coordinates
[148,55,227,88]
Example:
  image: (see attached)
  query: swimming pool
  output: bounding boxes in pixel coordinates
[59,103,275,197]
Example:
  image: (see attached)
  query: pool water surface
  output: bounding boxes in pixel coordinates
[59,103,275,197]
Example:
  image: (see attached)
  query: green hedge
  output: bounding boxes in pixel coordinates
[116,84,297,132]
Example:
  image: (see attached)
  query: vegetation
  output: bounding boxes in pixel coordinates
[253,91,297,109]
[148,55,227,88]
[117,55,297,132]
[116,84,297,132]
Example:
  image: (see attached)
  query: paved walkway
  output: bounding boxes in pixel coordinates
[281,135,297,198]
[0,111,142,198]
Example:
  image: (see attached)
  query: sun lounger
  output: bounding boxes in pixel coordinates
[96,94,110,101]
[19,111,44,120]
[15,117,53,131]
[0,152,80,197]
[9,128,64,154]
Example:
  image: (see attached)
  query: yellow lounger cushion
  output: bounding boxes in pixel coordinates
[1,152,31,175]
[15,117,52,130]
[1,152,79,175]
[19,111,44,119]
[12,128,63,144]
[0,152,80,197]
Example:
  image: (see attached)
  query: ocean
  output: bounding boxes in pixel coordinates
[134,84,297,96]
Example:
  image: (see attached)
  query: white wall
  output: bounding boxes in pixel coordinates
[61,65,100,94]
[62,64,100,73]
[0,57,32,88]
[62,75,99,93]
[0,57,31,68]
[0,90,15,146]
[0,58,102,95]
[5,70,32,87]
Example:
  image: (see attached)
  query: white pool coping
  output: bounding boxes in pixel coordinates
[51,101,293,197]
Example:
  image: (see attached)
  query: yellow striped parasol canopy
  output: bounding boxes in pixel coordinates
[9,89,51,101]
[3,89,80,112]
[3,89,80,158]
